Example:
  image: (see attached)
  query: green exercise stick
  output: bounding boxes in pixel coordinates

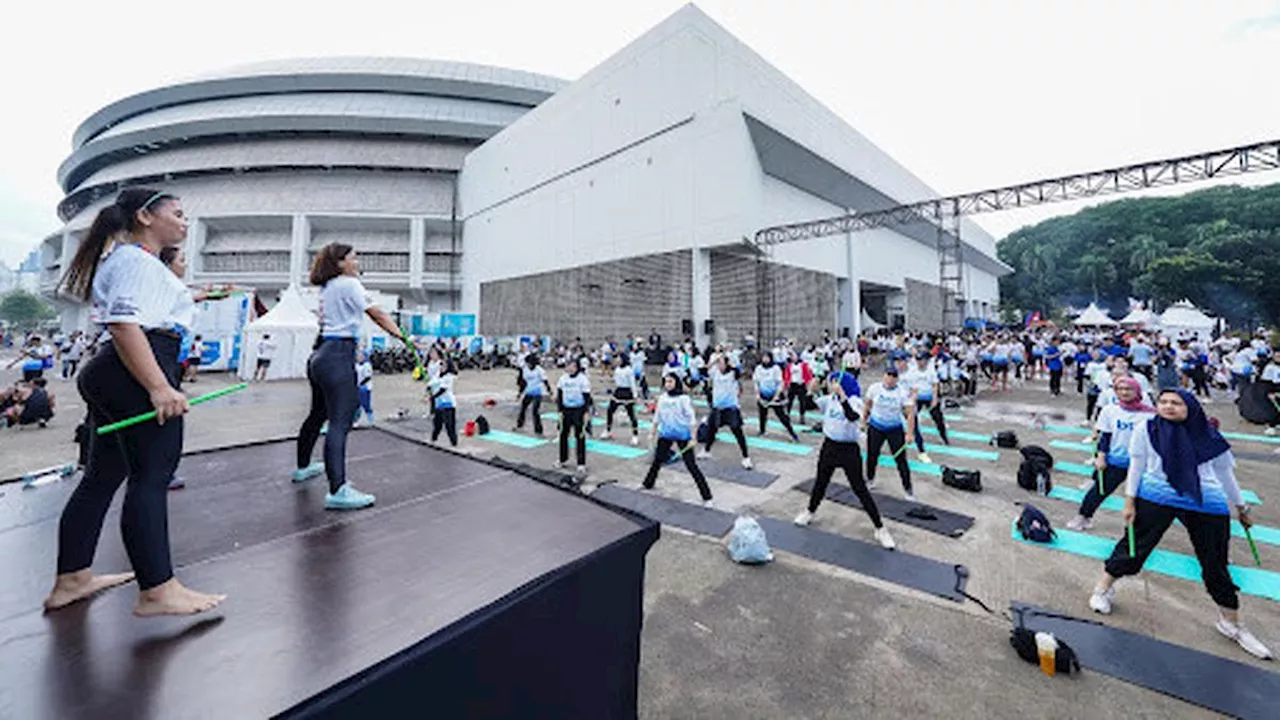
[96,383,248,435]
[1128,523,1136,558]
[399,325,427,377]
[1245,526,1262,566]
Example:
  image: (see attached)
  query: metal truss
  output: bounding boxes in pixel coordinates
[754,137,1280,246]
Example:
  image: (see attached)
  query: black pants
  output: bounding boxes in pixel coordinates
[1076,366,1086,394]
[62,359,79,378]
[57,333,182,590]
[643,437,712,501]
[1134,365,1153,382]
[705,407,748,456]
[1079,465,1126,518]
[912,403,949,452]
[865,425,911,493]
[559,406,587,465]
[432,406,458,446]
[787,382,810,422]
[1085,390,1099,422]
[297,338,359,494]
[758,399,798,440]
[638,374,650,400]
[606,388,638,433]
[810,438,881,527]
[516,394,543,434]
[1049,368,1063,396]
[1189,366,1210,397]
[1104,498,1238,610]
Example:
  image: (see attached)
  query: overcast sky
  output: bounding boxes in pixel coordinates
[2,0,1278,267]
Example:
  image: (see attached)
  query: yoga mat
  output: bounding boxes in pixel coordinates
[756,517,969,602]
[1009,521,1280,601]
[794,479,974,537]
[1045,424,1092,437]
[1054,460,1097,477]
[876,456,942,476]
[1048,439,1094,453]
[672,458,778,488]
[591,484,735,537]
[921,444,1000,462]
[921,426,990,443]
[1221,431,1280,446]
[727,433,812,456]
[1047,486,1280,546]
[1011,602,1280,720]
[583,439,648,459]
[476,430,549,449]
[541,412,655,432]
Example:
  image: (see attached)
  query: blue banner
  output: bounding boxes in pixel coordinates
[440,313,477,338]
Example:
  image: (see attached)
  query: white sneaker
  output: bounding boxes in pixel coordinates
[1089,586,1115,615]
[696,450,713,460]
[1266,427,1279,437]
[1066,515,1093,532]
[576,465,588,477]
[741,457,753,470]
[630,435,639,446]
[702,498,715,509]
[903,489,917,502]
[918,451,933,465]
[865,477,878,490]
[874,527,896,550]
[794,509,815,526]
[1216,618,1274,659]
[604,431,615,440]
[553,461,565,470]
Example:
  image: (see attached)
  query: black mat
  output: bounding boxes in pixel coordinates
[671,458,779,488]
[0,431,657,719]
[591,484,737,538]
[1011,602,1280,720]
[756,517,969,602]
[794,479,975,538]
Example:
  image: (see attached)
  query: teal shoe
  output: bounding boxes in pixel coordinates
[324,483,376,511]
[292,461,325,483]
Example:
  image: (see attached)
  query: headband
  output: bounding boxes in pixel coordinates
[136,191,168,212]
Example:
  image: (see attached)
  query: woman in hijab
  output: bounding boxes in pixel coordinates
[1067,376,1155,531]
[1088,389,1272,659]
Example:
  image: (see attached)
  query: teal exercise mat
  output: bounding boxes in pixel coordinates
[583,439,648,459]
[876,455,942,476]
[1009,521,1280,601]
[1220,430,1280,445]
[1049,439,1094,453]
[1046,424,1092,436]
[1047,486,1279,545]
[541,412,655,432]
[728,433,813,456]
[920,444,1000,462]
[1054,460,1097,477]
[476,430,549,449]
[921,426,990,444]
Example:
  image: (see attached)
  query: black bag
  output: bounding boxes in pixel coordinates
[474,415,490,435]
[1017,445,1055,493]
[1009,627,1081,675]
[992,430,1019,448]
[942,466,982,492]
[696,421,710,445]
[1017,504,1056,543]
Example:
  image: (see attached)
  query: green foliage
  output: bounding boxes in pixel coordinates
[0,290,56,331]
[997,183,1280,326]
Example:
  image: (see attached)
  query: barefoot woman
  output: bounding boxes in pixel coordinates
[47,187,224,616]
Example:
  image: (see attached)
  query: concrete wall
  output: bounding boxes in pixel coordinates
[480,250,692,346]
[905,277,945,331]
[709,250,836,344]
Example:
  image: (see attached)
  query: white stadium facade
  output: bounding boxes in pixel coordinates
[41,5,1008,346]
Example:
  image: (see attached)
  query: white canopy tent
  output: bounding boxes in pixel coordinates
[1159,300,1215,340]
[238,285,319,381]
[1072,303,1117,327]
[1118,307,1159,329]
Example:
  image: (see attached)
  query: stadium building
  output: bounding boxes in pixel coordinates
[41,4,1008,345]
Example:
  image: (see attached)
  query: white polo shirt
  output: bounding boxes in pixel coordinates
[91,244,194,333]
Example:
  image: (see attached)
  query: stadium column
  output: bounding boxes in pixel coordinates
[409,217,425,290]
[692,246,711,347]
[184,219,205,282]
[289,214,310,287]
[843,227,860,338]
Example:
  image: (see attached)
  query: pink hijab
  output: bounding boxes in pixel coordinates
[1114,376,1154,413]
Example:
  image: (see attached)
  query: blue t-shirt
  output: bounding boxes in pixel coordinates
[1129,343,1154,366]
[1045,345,1063,371]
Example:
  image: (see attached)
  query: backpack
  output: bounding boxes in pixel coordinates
[941,466,982,492]
[1017,504,1056,543]
[474,415,490,435]
[1009,627,1081,676]
[1017,445,1055,493]
[992,430,1019,448]
[695,421,711,445]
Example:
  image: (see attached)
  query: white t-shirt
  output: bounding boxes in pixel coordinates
[557,372,591,408]
[521,365,547,397]
[92,244,194,333]
[753,364,784,400]
[709,367,740,409]
[257,339,276,360]
[1261,362,1280,383]
[818,393,861,443]
[1095,404,1154,468]
[654,393,695,441]
[356,359,373,388]
[431,373,455,409]
[841,349,862,370]
[319,275,371,338]
[864,382,915,431]
[613,366,637,393]
[903,365,938,402]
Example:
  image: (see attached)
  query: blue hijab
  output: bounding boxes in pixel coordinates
[1147,389,1230,504]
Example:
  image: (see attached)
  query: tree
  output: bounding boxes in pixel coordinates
[1126,233,1166,273]
[0,290,56,332]
[1075,252,1116,303]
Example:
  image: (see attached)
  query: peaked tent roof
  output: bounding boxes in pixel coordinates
[1159,300,1215,329]
[248,285,318,330]
[1118,307,1158,326]
[1073,303,1117,326]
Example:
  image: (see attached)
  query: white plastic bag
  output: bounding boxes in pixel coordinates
[727,515,773,564]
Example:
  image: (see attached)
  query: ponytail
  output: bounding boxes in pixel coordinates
[60,186,176,302]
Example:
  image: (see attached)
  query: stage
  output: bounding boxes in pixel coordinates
[0,430,658,719]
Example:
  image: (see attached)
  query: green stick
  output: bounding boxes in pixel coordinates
[1245,526,1262,566]
[1128,523,1136,558]
[96,383,248,435]
[399,325,427,378]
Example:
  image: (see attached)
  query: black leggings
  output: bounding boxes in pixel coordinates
[432,407,458,446]
[1104,498,1238,610]
[1076,365,1086,394]
[1085,390,1100,423]
[1079,465,1126,518]
[758,399,798,440]
[912,403,949,452]
[865,425,911,493]
[56,333,182,591]
[560,406,587,465]
[643,438,712,501]
[787,382,810,422]
[1049,368,1063,395]
[606,388,638,433]
[516,394,543,434]
[297,338,359,494]
[810,438,881,527]
[705,407,748,456]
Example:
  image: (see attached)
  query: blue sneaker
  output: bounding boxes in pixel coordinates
[324,483,375,510]
[292,462,325,483]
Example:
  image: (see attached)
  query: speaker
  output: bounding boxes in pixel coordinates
[681,319,694,335]
[703,319,715,334]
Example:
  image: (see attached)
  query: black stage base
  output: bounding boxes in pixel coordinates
[0,430,658,719]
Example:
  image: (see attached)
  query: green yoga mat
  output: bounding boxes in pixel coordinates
[1047,486,1280,546]
[584,439,648,459]
[1009,521,1280,601]
[1051,464,1261,505]
[1046,424,1092,437]
[921,426,990,443]
[477,430,549,449]
[922,444,1000,462]
[541,412,654,431]
[729,433,812,456]
[876,455,942,476]
[1221,431,1280,446]
[1049,439,1094,453]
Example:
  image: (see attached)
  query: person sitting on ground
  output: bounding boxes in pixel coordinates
[1,378,56,429]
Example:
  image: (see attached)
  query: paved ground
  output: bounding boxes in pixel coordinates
[4,353,1277,718]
